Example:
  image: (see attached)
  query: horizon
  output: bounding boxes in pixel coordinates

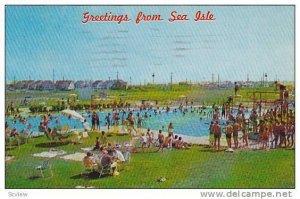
[6,6,295,84]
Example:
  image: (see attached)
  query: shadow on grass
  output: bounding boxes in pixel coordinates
[200,148,226,153]
[5,146,17,151]
[71,171,111,180]
[35,141,71,148]
[29,175,41,180]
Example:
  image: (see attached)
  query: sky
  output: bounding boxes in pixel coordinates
[6,6,294,84]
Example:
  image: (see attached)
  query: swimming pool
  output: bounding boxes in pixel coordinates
[5,108,251,137]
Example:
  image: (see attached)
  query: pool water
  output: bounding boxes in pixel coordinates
[6,108,250,137]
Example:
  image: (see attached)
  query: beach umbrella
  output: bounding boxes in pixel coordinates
[61,109,84,122]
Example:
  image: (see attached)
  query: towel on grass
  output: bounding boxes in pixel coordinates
[33,150,66,158]
[81,147,94,152]
[61,152,86,162]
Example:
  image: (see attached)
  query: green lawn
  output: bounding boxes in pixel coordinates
[5,85,295,188]
[5,132,295,189]
[6,85,295,109]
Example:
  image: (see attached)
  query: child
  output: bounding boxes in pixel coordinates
[93,137,100,151]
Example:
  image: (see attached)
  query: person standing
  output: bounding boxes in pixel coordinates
[91,112,96,130]
[96,112,100,131]
[242,120,249,147]
[209,121,215,147]
[287,121,295,147]
[233,120,240,149]
[105,113,111,131]
[168,122,174,139]
[225,121,233,148]
[214,121,221,151]
[279,121,287,148]
[272,121,280,148]
[221,103,226,119]
[157,130,164,152]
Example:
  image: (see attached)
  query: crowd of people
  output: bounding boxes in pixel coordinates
[5,95,295,153]
[83,131,132,176]
[209,103,295,151]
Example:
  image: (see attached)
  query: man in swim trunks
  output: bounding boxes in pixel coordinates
[209,121,215,147]
[233,120,240,149]
[157,130,164,152]
[214,121,221,151]
[225,121,233,148]
[242,120,249,147]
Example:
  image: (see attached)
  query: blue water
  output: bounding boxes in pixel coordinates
[5,108,250,137]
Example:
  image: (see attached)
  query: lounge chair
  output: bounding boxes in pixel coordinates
[34,159,53,178]
[81,156,98,177]
[99,163,112,178]
[123,151,131,162]
[98,157,113,178]
[59,125,69,134]
[81,131,89,138]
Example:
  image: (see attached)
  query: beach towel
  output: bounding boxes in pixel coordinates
[32,150,66,158]
[82,131,89,138]
[81,147,94,152]
[225,148,234,152]
[5,156,14,161]
[30,131,44,138]
[75,186,95,189]
[61,152,86,162]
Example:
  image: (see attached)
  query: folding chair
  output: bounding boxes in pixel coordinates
[98,157,113,178]
[81,160,98,177]
[99,163,112,178]
[34,159,53,178]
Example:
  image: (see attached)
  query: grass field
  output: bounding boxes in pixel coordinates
[6,85,295,109]
[5,85,295,188]
[5,132,295,189]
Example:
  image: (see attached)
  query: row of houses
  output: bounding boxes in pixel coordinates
[6,79,128,91]
[201,81,272,89]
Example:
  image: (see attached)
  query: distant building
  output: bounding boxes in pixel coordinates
[111,79,127,90]
[55,80,75,91]
[40,80,54,90]
[92,80,103,90]
[27,80,54,90]
[74,80,87,89]
[100,80,114,89]
[5,83,15,91]
[28,80,43,90]
[15,80,34,90]
[219,81,234,89]
[178,81,192,86]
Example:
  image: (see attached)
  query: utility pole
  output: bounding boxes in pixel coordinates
[247,74,249,87]
[152,73,155,84]
[130,76,132,86]
[170,72,173,90]
[52,69,55,83]
[117,71,119,81]
[217,74,220,88]
[212,73,214,83]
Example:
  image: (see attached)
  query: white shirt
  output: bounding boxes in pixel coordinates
[113,150,125,162]
[83,122,91,131]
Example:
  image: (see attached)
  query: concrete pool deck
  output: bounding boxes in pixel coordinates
[96,125,258,148]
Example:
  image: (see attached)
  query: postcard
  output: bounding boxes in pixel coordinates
[4,5,295,192]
